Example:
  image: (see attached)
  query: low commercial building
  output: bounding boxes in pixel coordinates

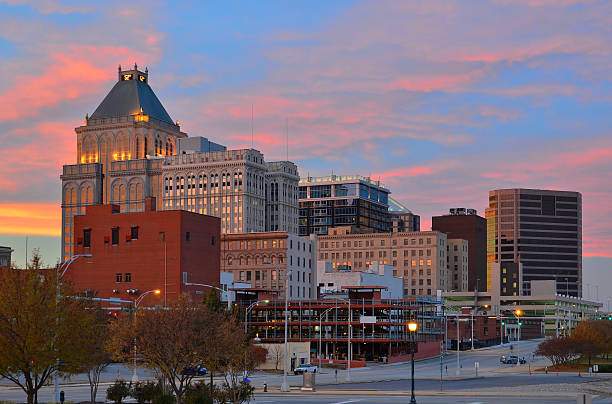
[221,232,315,300]
[316,261,403,299]
[317,226,450,297]
[443,278,602,338]
[69,197,221,307]
[241,288,444,363]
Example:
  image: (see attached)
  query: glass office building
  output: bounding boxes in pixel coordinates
[299,175,390,236]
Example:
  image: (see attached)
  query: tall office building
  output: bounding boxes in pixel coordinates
[485,189,582,297]
[61,65,185,259]
[432,208,486,291]
[61,66,300,259]
[299,175,390,236]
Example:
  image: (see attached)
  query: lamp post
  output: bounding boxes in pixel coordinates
[263,260,291,392]
[515,309,522,366]
[184,281,231,310]
[132,289,161,382]
[408,320,418,404]
[456,314,460,376]
[243,299,270,378]
[55,254,92,403]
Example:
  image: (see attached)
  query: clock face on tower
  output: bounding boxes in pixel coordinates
[139,75,146,82]
[123,74,133,81]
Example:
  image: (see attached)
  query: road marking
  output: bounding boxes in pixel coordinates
[331,400,363,404]
[468,402,484,404]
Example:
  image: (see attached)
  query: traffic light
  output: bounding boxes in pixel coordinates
[501,321,505,325]
[518,322,523,326]
[608,316,611,321]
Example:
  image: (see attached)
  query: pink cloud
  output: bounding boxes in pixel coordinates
[0,46,150,122]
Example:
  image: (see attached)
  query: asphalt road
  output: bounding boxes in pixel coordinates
[250,394,612,404]
[322,374,605,390]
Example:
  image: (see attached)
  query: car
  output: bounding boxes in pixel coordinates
[181,365,207,376]
[293,363,317,375]
[500,355,526,364]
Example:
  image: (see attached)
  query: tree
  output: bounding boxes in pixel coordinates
[108,298,226,404]
[535,336,579,370]
[214,322,267,404]
[79,311,112,403]
[268,344,283,371]
[0,267,99,404]
[203,289,223,313]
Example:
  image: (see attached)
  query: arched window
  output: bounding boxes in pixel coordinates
[227,256,233,266]
[135,137,140,158]
[165,141,169,156]
[144,137,148,157]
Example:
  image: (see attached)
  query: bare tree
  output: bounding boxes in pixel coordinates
[108,298,225,404]
[268,344,283,371]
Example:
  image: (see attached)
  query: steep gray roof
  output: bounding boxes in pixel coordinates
[91,77,174,124]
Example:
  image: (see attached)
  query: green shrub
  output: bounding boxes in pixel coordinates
[184,381,213,404]
[595,363,612,373]
[107,380,131,404]
[132,381,163,404]
[152,393,176,404]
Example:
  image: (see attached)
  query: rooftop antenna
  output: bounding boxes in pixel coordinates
[251,104,254,149]
[25,235,28,268]
[286,117,289,161]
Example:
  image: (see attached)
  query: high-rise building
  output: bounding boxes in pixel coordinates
[317,226,449,297]
[485,189,582,297]
[447,239,469,292]
[299,175,390,236]
[432,208,486,291]
[61,66,300,259]
[61,65,185,259]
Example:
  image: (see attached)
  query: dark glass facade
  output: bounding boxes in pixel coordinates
[299,176,390,236]
[486,189,582,297]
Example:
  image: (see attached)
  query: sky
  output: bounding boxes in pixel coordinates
[0,0,610,303]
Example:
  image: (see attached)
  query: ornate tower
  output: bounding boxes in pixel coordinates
[61,65,186,259]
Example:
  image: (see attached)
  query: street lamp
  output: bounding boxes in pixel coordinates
[317,299,349,376]
[55,254,92,403]
[132,289,161,382]
[184,281,231,310]
[408,321,418,404]
[263,260,292,392]
[243,299,270,378]
[515,309,522,366]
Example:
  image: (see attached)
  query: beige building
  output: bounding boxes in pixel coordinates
[317,226,449,297]
[447,239,469,291]
[221,232,315,300]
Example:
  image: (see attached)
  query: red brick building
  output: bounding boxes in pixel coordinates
[69,197,220,307]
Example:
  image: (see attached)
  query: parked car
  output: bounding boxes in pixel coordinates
[500,355,526,364]
[181,365,207,376]
[293,363,317,375]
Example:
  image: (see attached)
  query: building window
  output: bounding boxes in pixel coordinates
[255,271,260,281]
[272,270,277,280]
[83,229,91,248]
[246,271,252,281]
[240,271,245,281]
[159,232,165,242]
[182,272,187,284]
[186,232,191,242]
[212,236,216,245]
[115,273,122,283]
[263,271,267,281]
[227,257,233,266]
[112,227,119,245]
[125,273,132,283]
[131,226,139,240]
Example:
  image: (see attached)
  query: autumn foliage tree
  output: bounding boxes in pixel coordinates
[108,298,230,404]
[535,336,579,370]
[0,267,99,404]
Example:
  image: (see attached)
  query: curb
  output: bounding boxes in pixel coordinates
[253,389,582,398]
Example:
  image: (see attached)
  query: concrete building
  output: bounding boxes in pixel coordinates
[447,239,468,292]
[443,278,602,338]
[317,226,449,297]
[432,208,486,292]
[389,198,420,233]
[0,246,13,268]
[61,65,186,259]
[265,161,300,233]
[316,261,403,299]
[221,232,315,300]
[68,197,221,307]
[485,189,582,296]
[299,175,391,236]
[61,66,301,260]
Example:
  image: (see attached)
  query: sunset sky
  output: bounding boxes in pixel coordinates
[0,1,610,301]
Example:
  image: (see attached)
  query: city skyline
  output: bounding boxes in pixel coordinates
[0,1,610,301]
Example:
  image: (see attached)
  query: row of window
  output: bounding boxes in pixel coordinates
[116,273,132,282]
[321,237,433,249]
[80,228,215,247]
